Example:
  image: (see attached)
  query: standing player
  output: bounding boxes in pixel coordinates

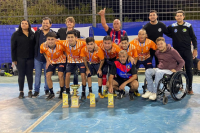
[143,10,170,67]
[40,32,66,100]
[167,10,198,94]
[130,29,157,69]
[57,17,80,91]
[107,50,139,100]
[95,36,122,97]
[80,37,105,98]
[98,8,127,45]
[60,30,87,99]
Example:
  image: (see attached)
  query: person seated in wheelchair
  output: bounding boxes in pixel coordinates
[106,50,139,100]
[142,37,185,100]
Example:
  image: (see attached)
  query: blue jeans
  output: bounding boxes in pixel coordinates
[34,58,49,92]
[145,68,173,93]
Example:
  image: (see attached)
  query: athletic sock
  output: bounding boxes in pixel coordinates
[98,86,102,93]
[89,87,92,93]
[49,88,54,94]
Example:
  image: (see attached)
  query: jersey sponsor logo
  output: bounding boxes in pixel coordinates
[182,28,187,32]
[174,29,178,33]
[158,28,162,32]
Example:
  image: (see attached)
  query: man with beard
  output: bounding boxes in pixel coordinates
[143,10,170,67]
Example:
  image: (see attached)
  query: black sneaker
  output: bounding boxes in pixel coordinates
[116,92,123,99]
[45,90,50,96]
[46,93,55,100]
[32,92,39,98]
[81,92,86,100]
[18,92,24,99]
[28,91,32,98]
[129,93,134,100]
[58,91,63,99]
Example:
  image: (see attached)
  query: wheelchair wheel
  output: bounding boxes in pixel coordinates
[157,79,166,95]
[169,71,188,101]
[163,96,168,105]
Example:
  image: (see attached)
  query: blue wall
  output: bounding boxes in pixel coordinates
[0,20,199,68]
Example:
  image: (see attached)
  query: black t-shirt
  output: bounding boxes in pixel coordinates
[110,60,137,80]
[57,28,81,40]
[143,21,169,43]
[167,22,197,51]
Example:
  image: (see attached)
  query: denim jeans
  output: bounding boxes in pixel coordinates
[145,68,173,93]
[34,58,49,92]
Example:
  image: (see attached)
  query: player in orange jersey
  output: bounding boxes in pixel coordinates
[95,36,122,97]
[40,32,66,100]
[80,37,105,99]
[119,36,138,65]
[130,29,157,69]
[59,30,87,100]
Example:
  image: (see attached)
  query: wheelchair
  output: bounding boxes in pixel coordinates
[142,71,189,105]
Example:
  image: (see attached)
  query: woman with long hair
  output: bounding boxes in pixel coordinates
[11,19,35,99]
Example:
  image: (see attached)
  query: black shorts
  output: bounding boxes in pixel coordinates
[136,57,153,69]
[66,63,86,73]
[113,77,131,87]
[102,58,116,74]
[193,57,199,68]
[46,63,66,73]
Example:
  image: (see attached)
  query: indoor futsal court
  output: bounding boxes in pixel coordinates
[1,75,200,132]
[1,0,200,133]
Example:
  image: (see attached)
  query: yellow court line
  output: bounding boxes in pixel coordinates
[23,100,62,133]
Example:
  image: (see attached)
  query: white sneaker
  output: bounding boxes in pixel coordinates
[149,93,157,100]
[142,91,152,98]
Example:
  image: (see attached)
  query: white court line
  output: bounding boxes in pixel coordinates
[23,100,62,133]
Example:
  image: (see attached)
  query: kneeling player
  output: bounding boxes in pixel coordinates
[40,32,66,100]
[106,50,139,100]
[80,37,105,98]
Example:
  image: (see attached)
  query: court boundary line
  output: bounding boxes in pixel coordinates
[23,100,62,133]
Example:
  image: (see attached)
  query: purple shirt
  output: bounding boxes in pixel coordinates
[155,44,185,71]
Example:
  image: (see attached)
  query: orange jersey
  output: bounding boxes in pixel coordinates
[95,40,121,59]
[59,40,86,63]
[120,43,138,58]
[130,39,157,61]
[80,46,104,64]
[40,42,66,64]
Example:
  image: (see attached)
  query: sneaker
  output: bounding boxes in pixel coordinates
[142,91,152,98]
[134,90,141,97]
[187,90,194,95]
[116,92,123,99]
[81,92,86,100]
[45,90,49,96]
[98,92,104,98]
[18,92,24,99]
[56,91,60,94]
[149,93,157,100]
[129,93,134,100]
[46,93,55,100]
[28,91,32,98]
[32,92,39,98]
[87,93,90,99]
[103,90,108,97]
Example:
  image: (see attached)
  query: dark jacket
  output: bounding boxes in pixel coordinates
[11,30,35,61]
[57,28,81,40]
[155,44,185,71]
[34,29,56,58]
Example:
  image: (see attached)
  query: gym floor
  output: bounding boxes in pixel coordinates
[0,74,200,133]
